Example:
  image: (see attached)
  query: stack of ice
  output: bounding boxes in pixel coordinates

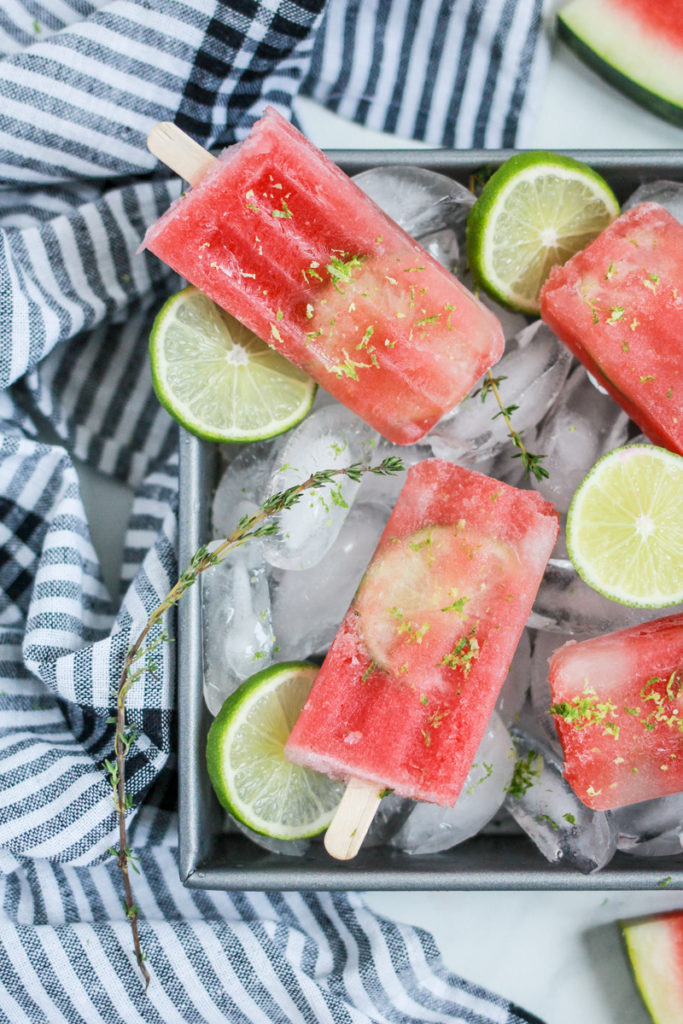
[202,169,683,872]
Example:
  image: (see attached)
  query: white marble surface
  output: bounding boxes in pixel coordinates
[76,27,683,1024]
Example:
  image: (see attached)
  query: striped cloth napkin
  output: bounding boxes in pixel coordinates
[0,2,550,1021]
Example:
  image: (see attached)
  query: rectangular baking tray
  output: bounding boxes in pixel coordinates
[178,150,683,891]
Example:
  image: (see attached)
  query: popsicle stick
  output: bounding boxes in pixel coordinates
[147,122,216,186]
[324,778,383,860]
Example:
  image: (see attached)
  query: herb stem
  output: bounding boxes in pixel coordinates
[111,455,404,986]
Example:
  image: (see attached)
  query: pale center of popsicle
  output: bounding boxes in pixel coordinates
[353,522,521,682]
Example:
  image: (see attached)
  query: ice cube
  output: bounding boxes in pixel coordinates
[504,728,616,873]
[426,321,572,463]
[261,404,379,571]
[528,630,586,747]
[356,439,428,511]
[531,364,630,514]
[271,500,389,660]
[390,712,515,855]
[528,558,683,635]
[496,628,531,726]
[614,793,683,857]
[212,441,279,539]
[363,791,413,848]
[224,814,311,857]
[353,165,474,269]
[623,180,683,224]
[201,545,275,715]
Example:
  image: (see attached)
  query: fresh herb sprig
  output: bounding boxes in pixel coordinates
[472,371,549,481]
[110,456,404,988]
[467,172,549,481]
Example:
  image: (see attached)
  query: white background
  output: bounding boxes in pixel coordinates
[79,32,683,1024]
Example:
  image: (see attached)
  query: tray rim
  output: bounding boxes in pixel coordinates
[178,148,683,892]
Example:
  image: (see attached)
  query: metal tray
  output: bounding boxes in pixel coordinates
[178,150,683,891]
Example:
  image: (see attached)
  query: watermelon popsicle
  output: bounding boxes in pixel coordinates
[540,202,683,456]
[285,459,559,858]
[142,113,504,445]
[549,613,683,810]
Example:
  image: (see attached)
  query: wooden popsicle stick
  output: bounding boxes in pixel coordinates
[147,122,216,186]
[324,778,384,860]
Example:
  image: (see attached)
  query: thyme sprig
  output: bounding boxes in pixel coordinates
[472,371,549,481]
[110,455,405,987]
[467,171,549,481]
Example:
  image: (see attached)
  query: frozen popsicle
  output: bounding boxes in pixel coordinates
[540,202,683,456]
[142,112,504,445]
[549,613,683,810]
[285,458,559,856]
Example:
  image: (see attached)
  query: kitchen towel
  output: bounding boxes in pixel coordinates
[0,2,549,1021]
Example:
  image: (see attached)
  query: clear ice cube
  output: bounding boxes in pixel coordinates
[426,321,572,463]
[614,793,683,857]
[623,180,683,224]
[271,499,389,660]
[202,545,275,716]
[528,558,683,635]
[212,441,279,539]
[531,364,630,514]
[390,712,515,855]
[261,404,379,571]
[504,728,616,873]
[353,165,474,274]
[496,628,532,726]
[224,814,310,858]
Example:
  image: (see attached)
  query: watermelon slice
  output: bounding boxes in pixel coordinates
[621,911,683,1024]
[549,613,683,810]
[540,203,683,458]
[557,0,683,127]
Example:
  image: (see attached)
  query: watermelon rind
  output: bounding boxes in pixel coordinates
[558,1,683,128]
[620,913,683,1024]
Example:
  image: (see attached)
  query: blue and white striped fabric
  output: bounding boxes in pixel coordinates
[303,0,550,147]
[0,2,549,1020]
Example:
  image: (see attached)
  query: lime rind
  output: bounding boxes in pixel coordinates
[467,152,620,314]
[149,287,317,443]
[206,662,343,840]
[566,444,683,608]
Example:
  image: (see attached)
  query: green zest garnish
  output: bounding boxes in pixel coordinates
[506,749,542,798]
[440,628,479,673]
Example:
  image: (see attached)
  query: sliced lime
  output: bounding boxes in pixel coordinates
[566,444,683,608]
[206,662,343,840]
[149,286,316,442]
[467,152,619,314]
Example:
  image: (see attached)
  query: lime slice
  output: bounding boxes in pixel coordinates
[206,662,343,840]
[467,152,620,314]
[149,286,316,442]
[566,444,683,608]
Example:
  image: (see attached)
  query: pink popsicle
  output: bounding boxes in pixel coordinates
[142,109,504,445]
[286,459,559,807]
[549,614,683,810]
[540,202,683,456]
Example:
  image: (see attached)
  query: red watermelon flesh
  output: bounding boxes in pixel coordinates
[540,203,683,457]
[142,107,503,445]
[622,910,683,1024]
[549,613,683,810]
[285,459,558,807]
